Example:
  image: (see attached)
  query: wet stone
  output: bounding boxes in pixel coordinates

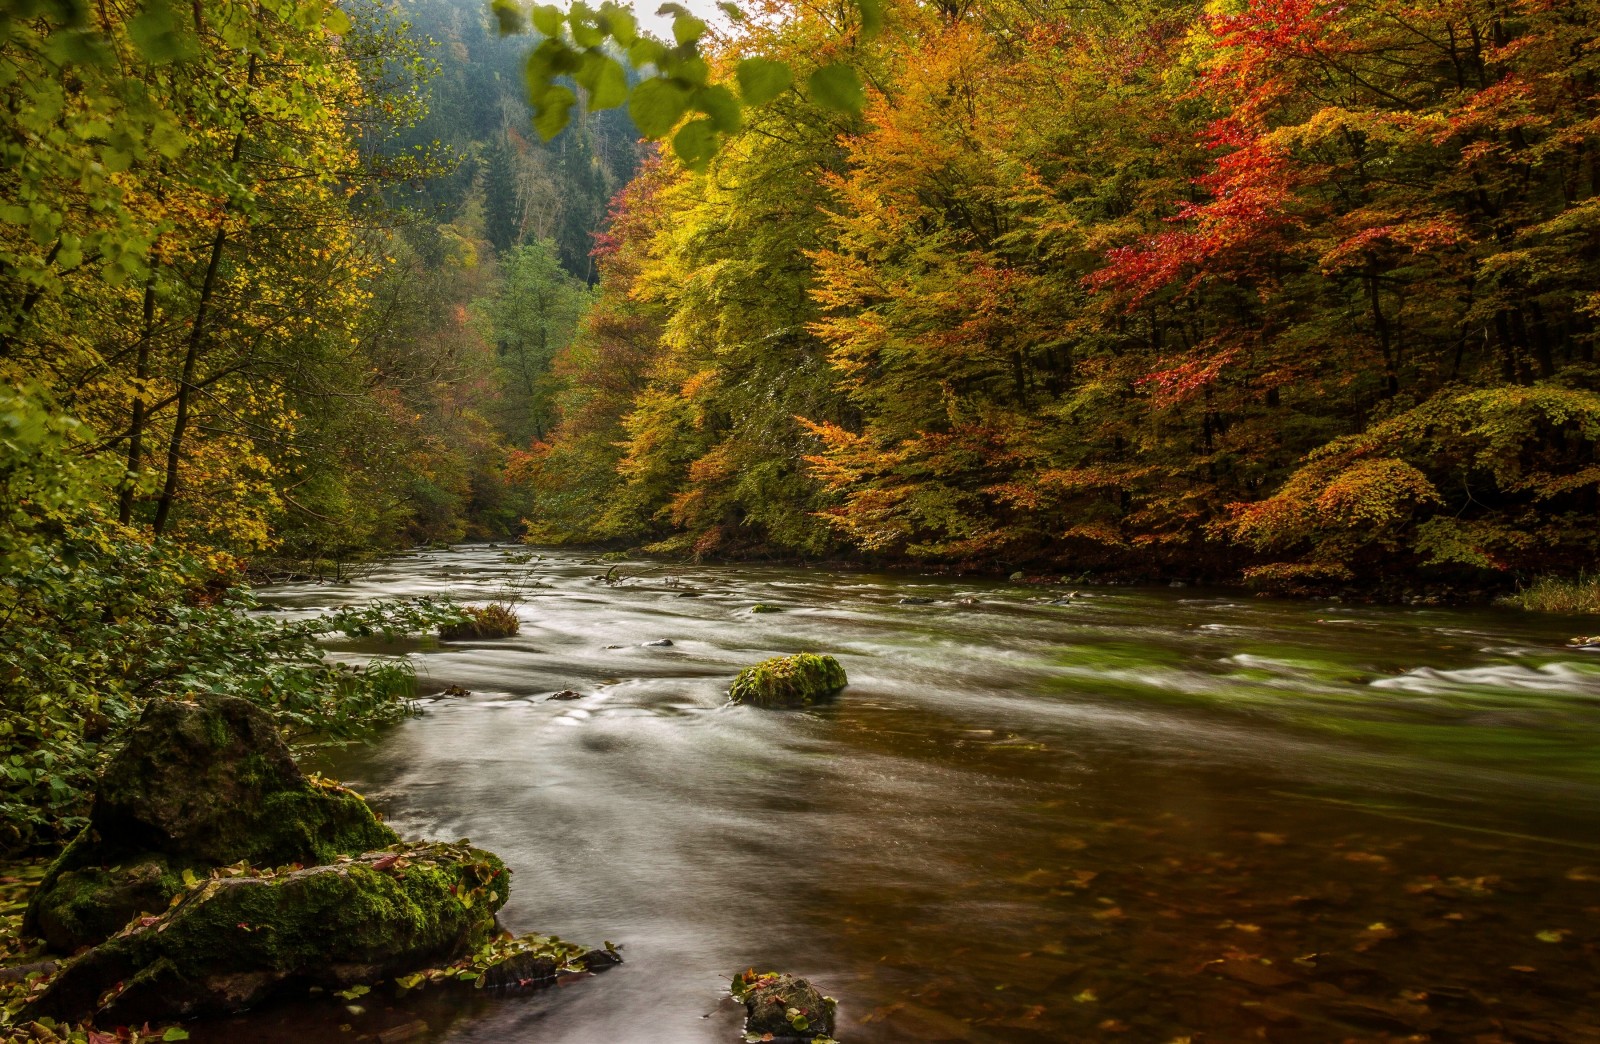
[546,690,584,701]
[733,970,836,1040]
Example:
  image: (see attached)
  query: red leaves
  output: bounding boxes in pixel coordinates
[1136,347,1240,405]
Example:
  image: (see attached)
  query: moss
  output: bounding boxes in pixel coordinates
[26,698,400,953]
[30,842,510,1023]
[29,856,183,953]
[439,604,520,641]
[728,653,848,708]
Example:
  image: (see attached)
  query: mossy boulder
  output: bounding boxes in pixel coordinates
[733,970,837,1040]
[728,654,848,709]
[27,842,508,1024]
[25,696,398,952]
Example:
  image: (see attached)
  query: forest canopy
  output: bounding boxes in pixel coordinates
[520,0,1600,593]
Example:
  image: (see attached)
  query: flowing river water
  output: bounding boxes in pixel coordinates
[207,545,1600,1043]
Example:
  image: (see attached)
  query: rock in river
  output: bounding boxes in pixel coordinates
[25,696,398,952]
[27,842,508,1024]
[733,969,837,1040]
[728,654,848,709]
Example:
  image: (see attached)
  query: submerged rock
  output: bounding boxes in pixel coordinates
[546,690,584,701]
[28,842,508,1024]
[749,604,784,614]
[643,639,674,647]
[728,654,847,709]
[25,696,397,952]
[733,969,836,1040]
[478,936,622,990]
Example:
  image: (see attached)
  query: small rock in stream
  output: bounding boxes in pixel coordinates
[439,685,472,698]
[643,639,674,647]
[546,690,584,701]
[898,596,936,605]
[733,969,836,1040]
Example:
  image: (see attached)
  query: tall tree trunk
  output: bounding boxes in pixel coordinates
[151,54,255,536]
[118,268,159,524]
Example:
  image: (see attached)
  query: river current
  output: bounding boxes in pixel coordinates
[207,545,1600,1043]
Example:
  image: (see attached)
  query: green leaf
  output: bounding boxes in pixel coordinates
[854,0,883,37]
[736,57,792,106]
[717,1,744,21]
[600,2,636,45]
[671,13,706,46]
[533,84,576,138]
[807,63,864,114]
[578,52,628,110]
[491,0,526,35]
[322,4,351,36]
[672,117,718,171]
[127,0,196,64]
[530,3,562,36]
[628,77,692,138]
[161,1029,191,1042]
[569,1,604,47]
[628,36,668,69]
[694,84,742,134]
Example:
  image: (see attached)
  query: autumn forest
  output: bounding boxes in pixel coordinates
[5,0,1600,1037]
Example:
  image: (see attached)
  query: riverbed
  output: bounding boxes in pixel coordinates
[209,545,1600,1043]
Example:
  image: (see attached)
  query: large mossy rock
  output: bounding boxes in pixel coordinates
[733,970,837,1040]
[27,842,508,1024]
[728,654,848,709]
[25,696,398,952]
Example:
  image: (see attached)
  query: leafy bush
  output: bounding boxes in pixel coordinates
[0,390,462,852]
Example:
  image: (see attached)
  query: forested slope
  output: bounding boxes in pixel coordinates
[522,0,1600,594]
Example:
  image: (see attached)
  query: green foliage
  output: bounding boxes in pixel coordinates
[509,0,874,158]
[0,392,464,852]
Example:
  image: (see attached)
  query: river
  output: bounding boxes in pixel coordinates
[205,545,1600,1043]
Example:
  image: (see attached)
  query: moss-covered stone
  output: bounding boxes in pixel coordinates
[24,696,397,952]
[728,654,848,709]
[27,842,508,1024]
[733,970,837,1040]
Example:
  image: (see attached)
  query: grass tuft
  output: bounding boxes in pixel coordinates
[439,603,521,641]
[1497,575,1600,614]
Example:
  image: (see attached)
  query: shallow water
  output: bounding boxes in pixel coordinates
[203,546,1600,1043]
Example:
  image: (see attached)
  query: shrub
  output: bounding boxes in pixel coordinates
[439,603,521,641]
